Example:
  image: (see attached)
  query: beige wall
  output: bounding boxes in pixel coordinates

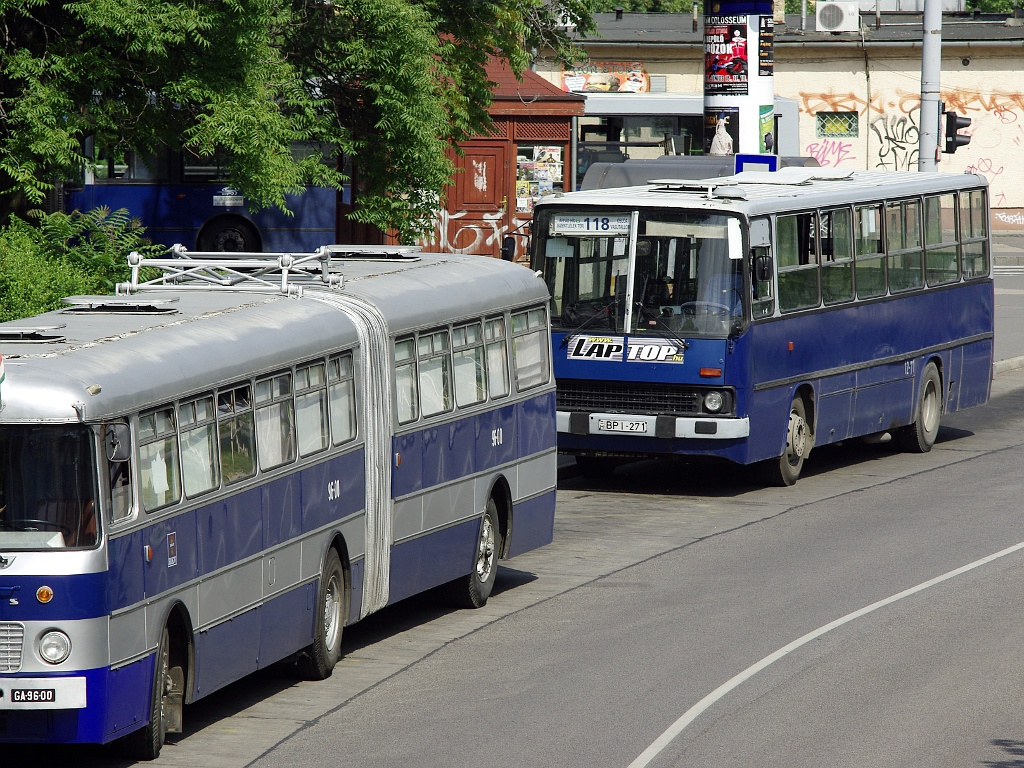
[535,42,1024,216]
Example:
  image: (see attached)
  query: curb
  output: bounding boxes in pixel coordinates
[994,355,1024,375]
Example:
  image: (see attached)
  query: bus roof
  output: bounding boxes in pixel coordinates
[537,168,989,217]
[0,250,547,422]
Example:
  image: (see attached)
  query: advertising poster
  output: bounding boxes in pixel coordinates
[758,16,774,77]
[561,62,649,93]
[759,105,775,154]
[705,107,740,156]
[704,16,748,96]
[516,146,562,213]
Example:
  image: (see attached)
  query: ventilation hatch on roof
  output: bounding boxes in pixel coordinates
[60,296,180,314]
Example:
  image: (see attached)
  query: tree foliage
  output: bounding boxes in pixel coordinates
[0,0,593,241]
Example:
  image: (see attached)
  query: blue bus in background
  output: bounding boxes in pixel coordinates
[65,146,344,252]
[530,167,993,485]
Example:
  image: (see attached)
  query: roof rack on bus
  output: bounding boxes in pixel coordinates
[649,167,856,199]
[117,244,422,297]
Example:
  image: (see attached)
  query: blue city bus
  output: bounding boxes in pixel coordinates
[529,168,993,485]
[64,146,343,252]
[0,245,556,757]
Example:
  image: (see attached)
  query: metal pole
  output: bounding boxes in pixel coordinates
[918,0,942,172]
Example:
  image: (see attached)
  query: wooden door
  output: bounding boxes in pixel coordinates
[444,143,510,258]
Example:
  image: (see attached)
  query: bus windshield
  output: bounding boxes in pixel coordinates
[535,209,744,338]
[0,426,100,550]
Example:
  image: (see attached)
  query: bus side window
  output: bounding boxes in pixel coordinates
[418,330,453,417]
[218,385,257,484]
[453,322,487,407]
[855,204,886,299]
[395,337,419,424]
[105,422,133,523]
[255,372,296,471]
[139,407,182,513]
[296,361,330,456]
[180,396,219,497]
[777,212,820,312]
[511,307,550,391]
[960,188,989,278]
[821,208,854,305]
[485,317,510,400]
[328,353,357,445]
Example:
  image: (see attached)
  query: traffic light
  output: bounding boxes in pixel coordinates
[943,110,972,154]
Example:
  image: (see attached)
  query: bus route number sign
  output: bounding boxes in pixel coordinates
[551,213,631,236]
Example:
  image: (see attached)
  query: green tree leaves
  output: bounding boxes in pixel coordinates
[1,0,591,240]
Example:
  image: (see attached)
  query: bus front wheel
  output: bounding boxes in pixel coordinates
[448,499,502,609]
[762,396,811,487]
[897,362,941,453]
[122,626,182,760]
[296,548,345,680]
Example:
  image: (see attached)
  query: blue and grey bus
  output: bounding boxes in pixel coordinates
[0,245,556,757]
[530,167,993,485]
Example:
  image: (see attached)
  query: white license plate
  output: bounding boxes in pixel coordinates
[597,419,649,433]
[12,688,55,703]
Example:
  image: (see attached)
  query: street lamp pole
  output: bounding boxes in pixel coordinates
[918,0,943,172]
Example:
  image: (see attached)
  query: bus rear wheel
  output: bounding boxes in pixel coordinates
[197,218,261,252]
[448,499,502,609]
[762,396,811,487]
[897,362,941,453]
[296,548,345,680]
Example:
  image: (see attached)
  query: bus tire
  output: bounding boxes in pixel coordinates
[296,548,345,680]
[897,361,941,453]
[197,217,261,252]
[762,396,811,487]
[122,627,172,760]
[449,499,502,609]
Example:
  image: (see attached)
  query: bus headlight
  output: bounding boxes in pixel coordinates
[703,391,725,413]
[39,631,72,665]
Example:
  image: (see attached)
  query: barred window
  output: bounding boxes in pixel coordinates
[816,112,859,138]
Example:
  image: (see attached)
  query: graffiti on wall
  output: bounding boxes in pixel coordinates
[872,111,919,172]
[421,208,530,260]
[799,87,1024,207]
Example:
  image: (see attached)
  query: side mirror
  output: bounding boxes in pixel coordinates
[104,423,131,463]
[754,251,773,283]
[500,235,516,261]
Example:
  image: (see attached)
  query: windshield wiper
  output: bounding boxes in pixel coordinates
[633,303,692,351]
[558,302,618,348]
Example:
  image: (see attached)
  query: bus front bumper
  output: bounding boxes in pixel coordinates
[557,411,750,440]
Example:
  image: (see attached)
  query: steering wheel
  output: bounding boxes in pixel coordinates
[8,519,72,535]
[679,301,731,317]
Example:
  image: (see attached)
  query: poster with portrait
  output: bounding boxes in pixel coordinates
[704,16,749,96]
[705,107,740,156]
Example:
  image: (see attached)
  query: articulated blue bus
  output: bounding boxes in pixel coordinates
[0,245,556,757]
[530,168,993,485]
[65,146,342,252]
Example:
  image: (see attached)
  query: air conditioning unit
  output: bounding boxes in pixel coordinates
[816,1,861,32]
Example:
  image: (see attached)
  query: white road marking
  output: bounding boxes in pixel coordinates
[628,540,1024,768]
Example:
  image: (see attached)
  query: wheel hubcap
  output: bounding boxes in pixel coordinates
[786,410,808,464]
[323,573,341,650]
[475,516,495,582]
